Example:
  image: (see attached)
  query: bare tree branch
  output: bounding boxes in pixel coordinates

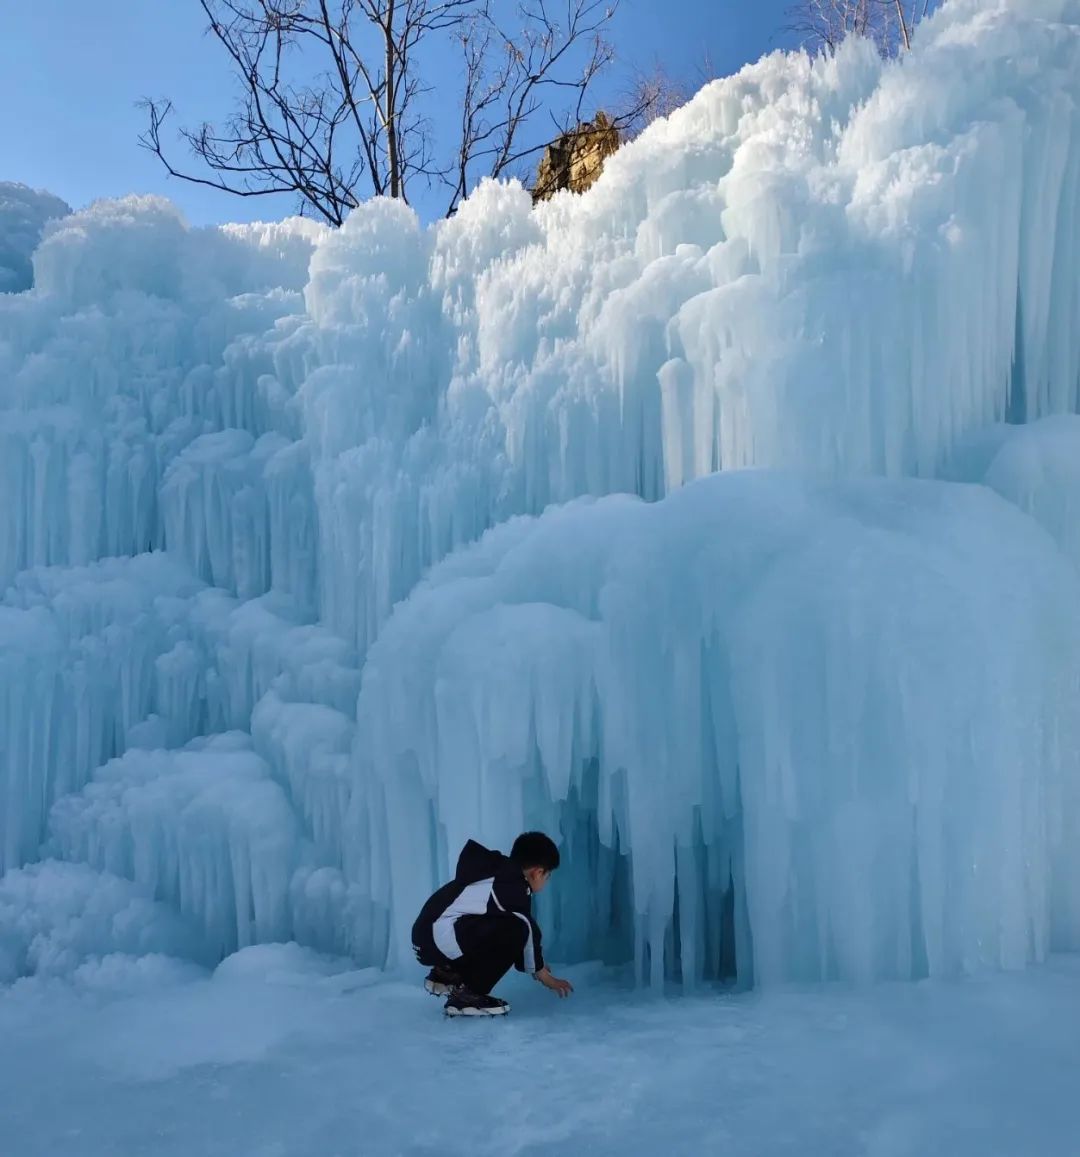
[140,0,639,220]
[785,0,940,58]
[893,0,911,51]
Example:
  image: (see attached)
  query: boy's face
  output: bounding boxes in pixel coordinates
[524,867,551,894]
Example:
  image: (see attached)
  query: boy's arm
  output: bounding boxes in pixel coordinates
[491,871,545,973]
[491,869,573,998]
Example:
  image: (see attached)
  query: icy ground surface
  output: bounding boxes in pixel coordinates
[1,947,1076,1157]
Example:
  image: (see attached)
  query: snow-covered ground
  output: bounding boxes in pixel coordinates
[2,947,1077,1156]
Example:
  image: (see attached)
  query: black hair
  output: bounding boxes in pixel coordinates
[510,831,560,872]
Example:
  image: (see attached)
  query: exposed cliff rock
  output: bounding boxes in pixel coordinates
[531,112,620,203]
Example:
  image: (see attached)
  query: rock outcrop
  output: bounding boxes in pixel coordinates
[531,112,620,203]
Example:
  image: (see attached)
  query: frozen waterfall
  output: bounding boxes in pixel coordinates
[1,0,1080,989]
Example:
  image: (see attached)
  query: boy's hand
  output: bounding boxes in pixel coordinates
[535,967,573,998]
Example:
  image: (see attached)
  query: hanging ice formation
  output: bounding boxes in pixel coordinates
[1,0,1080,988]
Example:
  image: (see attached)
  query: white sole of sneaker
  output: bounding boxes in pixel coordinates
[424,980,454,996]
[445,1004,510,1017]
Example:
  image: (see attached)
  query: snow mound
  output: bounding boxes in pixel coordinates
[0,860,199,982]
[212,941,357,985]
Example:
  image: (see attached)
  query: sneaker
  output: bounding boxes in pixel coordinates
[424,965,463,997]
[444,989,510,1018]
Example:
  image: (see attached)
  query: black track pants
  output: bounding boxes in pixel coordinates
[421,913,529,995]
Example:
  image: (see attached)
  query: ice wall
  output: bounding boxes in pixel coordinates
[0,555,203,871]
[0,197,326,590]
[1,0,1079,985]
[945,415,1080,572]
[355,473,1080,985]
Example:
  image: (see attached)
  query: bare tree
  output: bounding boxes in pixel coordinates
[140,0,658,222]
[786,0,939,58]
[620,66,686,133]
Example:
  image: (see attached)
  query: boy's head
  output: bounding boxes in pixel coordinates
[510,831,560,894]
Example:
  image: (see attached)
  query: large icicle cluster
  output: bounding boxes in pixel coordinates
[1,0,1079,987]
[356,473,1080,984]
[240,0,1080,658]
[0,198,326,591]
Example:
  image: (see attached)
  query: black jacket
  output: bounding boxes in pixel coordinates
[411,840,545,973]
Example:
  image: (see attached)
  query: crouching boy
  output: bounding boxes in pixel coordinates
[411,831,574,1016]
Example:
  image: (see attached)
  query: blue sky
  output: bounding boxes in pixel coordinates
[2,0,794,225]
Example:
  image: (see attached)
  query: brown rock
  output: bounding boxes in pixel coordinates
[531,112,621,204]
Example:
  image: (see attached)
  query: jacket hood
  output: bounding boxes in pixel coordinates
[455,839,508,883]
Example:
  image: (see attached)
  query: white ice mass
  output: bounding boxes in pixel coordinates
[1,0,1080,999]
